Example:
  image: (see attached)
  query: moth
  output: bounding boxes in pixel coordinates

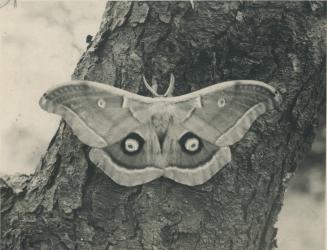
[39,75,281,186]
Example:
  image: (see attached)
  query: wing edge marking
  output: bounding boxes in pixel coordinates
[163,147,231,186]
[90,148,163,186]
[215,101,269,146]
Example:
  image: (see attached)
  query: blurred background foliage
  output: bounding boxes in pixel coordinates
[277,116,325,250]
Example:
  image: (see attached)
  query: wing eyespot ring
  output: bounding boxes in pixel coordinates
[179,132,203,154]
[125,138,140,153]
[97,98,106,108]
[121,133,145,155]
[185,138,200,152]
[217,98,226,108]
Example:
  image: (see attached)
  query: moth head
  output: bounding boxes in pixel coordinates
[143,74,175,97]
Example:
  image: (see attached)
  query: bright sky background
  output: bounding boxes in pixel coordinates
[0,1,106,175]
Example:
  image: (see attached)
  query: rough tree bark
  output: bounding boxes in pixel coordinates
[1,1,325,250]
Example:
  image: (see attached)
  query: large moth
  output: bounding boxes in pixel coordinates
[39,75,281,186]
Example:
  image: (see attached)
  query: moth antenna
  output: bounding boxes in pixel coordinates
[142,75,160,97]
[190,0,194,9]
[152,81,158,93]
[164,74,175,97]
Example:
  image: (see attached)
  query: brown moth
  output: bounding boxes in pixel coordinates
[39,75,281,186]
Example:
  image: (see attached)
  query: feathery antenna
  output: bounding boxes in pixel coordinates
[163,74,175,97]
[142,74,175,97]
[142,75,160,97]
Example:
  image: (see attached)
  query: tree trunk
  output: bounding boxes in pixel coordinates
[1,2,325,250]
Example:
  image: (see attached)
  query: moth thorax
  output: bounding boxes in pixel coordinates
[151,113,172,139]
